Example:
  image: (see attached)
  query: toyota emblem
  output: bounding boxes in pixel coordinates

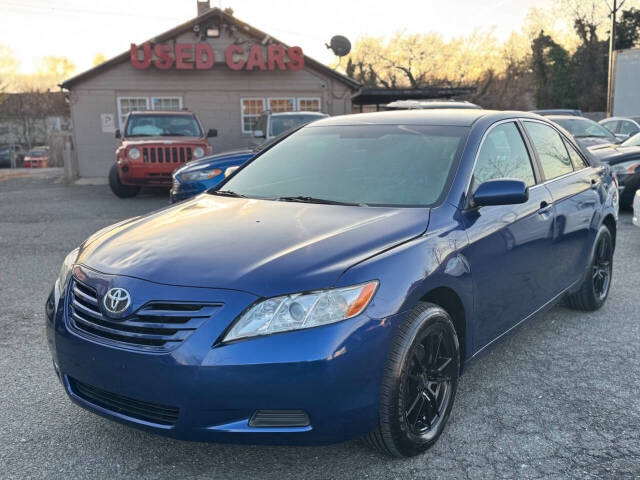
[103,287,131,315]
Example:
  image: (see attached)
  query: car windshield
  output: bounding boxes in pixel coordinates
[269,114,325,137]
[622,132,640,146]
[221,124,469,207]
[125,114,202,137]
[28,150,45,157]
[553,118,616,139]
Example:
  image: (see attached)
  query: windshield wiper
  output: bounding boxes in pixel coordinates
[212,190,247,198]
[275,195,366,206]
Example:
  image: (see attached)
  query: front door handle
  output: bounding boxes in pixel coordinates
[538,201,553,215]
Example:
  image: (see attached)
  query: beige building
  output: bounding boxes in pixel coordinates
[60,4,359,178]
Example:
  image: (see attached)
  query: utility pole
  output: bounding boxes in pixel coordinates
[606,0,626,117]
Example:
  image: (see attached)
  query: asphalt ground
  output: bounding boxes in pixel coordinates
[1,170,639,479]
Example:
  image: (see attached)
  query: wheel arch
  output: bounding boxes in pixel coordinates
[602,213,617,251]
[420,286,467,374]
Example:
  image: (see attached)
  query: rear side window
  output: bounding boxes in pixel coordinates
[563,139,589,169]
[620,121,639,136]
[471,122,536,192]
[523,121,573,180]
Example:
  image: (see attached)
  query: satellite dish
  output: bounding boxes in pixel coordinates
[327,35,351,57]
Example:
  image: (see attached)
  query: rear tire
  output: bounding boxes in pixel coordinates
[565,224,613,311]
[364,302,460,457]
[109,164,140,198]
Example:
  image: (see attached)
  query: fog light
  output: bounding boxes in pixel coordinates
[249,410,310,427]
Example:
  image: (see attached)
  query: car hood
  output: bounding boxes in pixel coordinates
[78,195,430,297]
[176,149,253,172]
[577,137,618,148]
[588,143,640,164]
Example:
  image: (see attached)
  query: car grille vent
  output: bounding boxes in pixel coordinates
[142,146,192,164]
[67,278,220,351]
[69,377,179,426]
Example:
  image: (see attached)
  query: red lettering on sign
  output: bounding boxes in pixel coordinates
[245,45,266,71]
[225,45,245,70]
[267,44,286,70]
[130,43,151,69]
[153,44,173,70]
[175,43,194,70]
[195,44,215,69]
[287,46,304,70]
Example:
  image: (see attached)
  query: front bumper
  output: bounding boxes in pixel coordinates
[46,269,399,445]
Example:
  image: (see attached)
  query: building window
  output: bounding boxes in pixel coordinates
[151,97,183,111]
[297,97,321,112]
[117,97,149,128]
[268,98,295,113]
[241,98,265,133]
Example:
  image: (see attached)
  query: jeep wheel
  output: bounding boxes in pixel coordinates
[109,164,140,198]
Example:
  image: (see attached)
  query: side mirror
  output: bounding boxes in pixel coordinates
[253,129,265,139]
[224,166,239,177]
[115,129,121,139]
[472,179,528,207]
[207,128,217,138]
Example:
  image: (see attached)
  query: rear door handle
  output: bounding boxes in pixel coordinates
[538,201,553,215]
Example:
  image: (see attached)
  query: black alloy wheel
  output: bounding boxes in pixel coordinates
[364,303,460,457]
[592,232,613,301]
[402,326,455,439]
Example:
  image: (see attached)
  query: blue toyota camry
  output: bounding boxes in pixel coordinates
[46,110,618,457]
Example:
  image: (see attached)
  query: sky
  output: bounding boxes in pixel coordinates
[0,0,550,74]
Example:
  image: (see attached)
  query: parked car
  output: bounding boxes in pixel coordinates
[0,144,26,168]
[633,190,640,227]
[386,100,481,110]
[109,111,216,198]
[170,149,254,203]
[47,110,617,458]
[622,132,640,147]
[171,122,320,203]
[600,116,640,140]
[530,109,582,117]
[586,143,640,208]
[252,111,328,146]
[547,115,621,147]
[24,147,50,168]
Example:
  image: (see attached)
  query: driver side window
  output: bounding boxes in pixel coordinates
[471,122,536,193]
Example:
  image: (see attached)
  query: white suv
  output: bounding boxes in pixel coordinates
[252,111,328,145]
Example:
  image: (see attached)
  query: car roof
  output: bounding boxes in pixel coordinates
[129,110,195,116]
[309,109,545,127]
[601,116,640,122]
[385,100,481,110]
[269,111,328,116]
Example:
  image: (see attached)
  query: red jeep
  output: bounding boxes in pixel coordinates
[110,111,216,198]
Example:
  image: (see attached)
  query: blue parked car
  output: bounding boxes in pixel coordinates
[47,110,618,457]
[170,148,254,203]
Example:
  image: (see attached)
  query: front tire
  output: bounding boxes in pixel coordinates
[565,224,614,311]
[364,303,460,457]
[109,164,140,198]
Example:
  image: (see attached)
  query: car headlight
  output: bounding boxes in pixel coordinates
[181,168,222,181]
[611,160,640,177]
[57,247,79,297]
[128,147,141,160]
[223,281,378,342]
[193,147,205,158]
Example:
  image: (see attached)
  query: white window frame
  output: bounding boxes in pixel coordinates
[240,97,266,134]
[267,97,295,113]
[150,96,183,111]
[116,96,149,129]
[297,97,322,112]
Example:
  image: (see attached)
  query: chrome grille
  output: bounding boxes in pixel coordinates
[67,279,219,351]
[142,146,192,164]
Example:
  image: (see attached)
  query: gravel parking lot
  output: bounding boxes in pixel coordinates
[1,171,639,480]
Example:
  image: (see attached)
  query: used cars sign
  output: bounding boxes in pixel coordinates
[130,42,304,71]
